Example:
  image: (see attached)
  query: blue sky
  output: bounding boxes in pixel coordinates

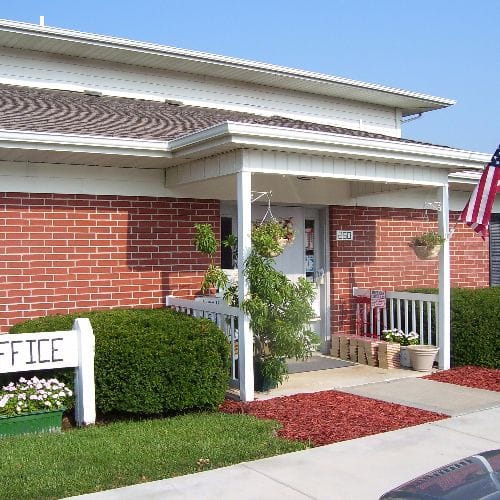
[1,0,498,154]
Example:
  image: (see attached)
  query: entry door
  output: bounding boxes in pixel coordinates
[222,204,328,352]
[303,208,326,351]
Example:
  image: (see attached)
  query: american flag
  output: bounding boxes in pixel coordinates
[459,145,500,239]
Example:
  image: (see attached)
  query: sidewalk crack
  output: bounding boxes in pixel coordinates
[241,463,317,499]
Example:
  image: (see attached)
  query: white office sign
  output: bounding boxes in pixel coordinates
[336,230,354,241]
[0,318,95,426]
[0,332,78,372]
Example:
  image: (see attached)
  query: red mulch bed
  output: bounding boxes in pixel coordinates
[424,366,500,392]
[220,391,447,446]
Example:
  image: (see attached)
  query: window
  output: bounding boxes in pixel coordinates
[221,217,234,269]
[490,213,500,286]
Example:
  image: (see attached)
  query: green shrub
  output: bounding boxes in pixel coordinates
[449,288,499,368]
[407,288,500,368]
[10,308,230,414]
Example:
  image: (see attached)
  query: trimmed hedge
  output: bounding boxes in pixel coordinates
[408,288,500,368]
[450,288,499,369]
[10,308,230,414]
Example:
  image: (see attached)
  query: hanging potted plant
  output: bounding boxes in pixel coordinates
[251,218,295,258]
[409,232,445,260]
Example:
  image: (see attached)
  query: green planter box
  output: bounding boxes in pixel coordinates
[0,409,65,438]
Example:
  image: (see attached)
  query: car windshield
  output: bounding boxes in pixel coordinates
[380,450,500,500]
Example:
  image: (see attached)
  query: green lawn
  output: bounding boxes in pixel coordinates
[0,412,307,500]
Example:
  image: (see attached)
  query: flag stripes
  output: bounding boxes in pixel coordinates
[460,145,500,238]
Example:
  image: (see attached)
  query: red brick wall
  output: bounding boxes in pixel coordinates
[329,205,490,335]
[0,193,220,333]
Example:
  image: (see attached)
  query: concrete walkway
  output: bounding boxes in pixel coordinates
[256,360,424,400]
[72,406,500,500]
[69,368,500,500]
[338,377,500,416]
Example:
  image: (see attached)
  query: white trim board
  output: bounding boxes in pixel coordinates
[0,19,454,115]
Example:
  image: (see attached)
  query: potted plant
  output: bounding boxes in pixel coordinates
[409,232,446,260]
[193,223,228,294]
[381,329,419,368]
[193,222,316,390]
[242,244,318,391]
[0,376,72,437]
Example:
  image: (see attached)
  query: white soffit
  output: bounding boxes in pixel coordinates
[0,124,490,172]
[0,19,455,115]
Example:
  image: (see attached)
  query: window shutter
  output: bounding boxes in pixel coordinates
[490,214,500,286]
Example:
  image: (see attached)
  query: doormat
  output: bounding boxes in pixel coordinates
[286,355,354,374]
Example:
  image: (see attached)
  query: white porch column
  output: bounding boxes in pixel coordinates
[237,170,254,401]
[438,184,451,370]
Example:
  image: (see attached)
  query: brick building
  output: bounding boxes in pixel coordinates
[0,20,497,399]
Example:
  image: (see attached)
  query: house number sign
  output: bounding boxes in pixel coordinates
[336,230,354,241]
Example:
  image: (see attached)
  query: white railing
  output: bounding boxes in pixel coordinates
[353,288,439,346]
[165,296,240,388]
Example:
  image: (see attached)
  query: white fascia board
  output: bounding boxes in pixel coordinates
[449,171,482,184]
[169,122,490,171]
[0,19,454,112]
[0,129,170,157]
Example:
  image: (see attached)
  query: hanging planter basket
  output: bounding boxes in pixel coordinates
[252,218,295,258]
[409,232,445,260]
[411,244,442,260]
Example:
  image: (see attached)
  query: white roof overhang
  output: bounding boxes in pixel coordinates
[0,19,455,116]
[169,122,489,172]
[0,124,489,177]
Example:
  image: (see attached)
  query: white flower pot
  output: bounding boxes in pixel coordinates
[399,346,412,368]
[408,345,439,371]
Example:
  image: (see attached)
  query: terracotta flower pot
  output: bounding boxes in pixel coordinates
[408,345,439,371]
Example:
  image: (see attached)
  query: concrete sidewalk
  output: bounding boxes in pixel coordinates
[71,406,500,500]
[70,374,500,500]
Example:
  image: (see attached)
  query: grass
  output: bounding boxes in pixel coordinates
[0,412,307,500]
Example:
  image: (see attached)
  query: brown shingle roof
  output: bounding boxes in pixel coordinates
[0,84,436,146]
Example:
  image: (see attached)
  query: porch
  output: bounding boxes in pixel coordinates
[166,289,442,402]
[253,353,425,401]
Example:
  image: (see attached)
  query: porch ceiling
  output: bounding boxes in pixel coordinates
[165,171,446,209]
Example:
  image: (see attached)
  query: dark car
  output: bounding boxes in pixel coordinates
[380,449,500,499]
